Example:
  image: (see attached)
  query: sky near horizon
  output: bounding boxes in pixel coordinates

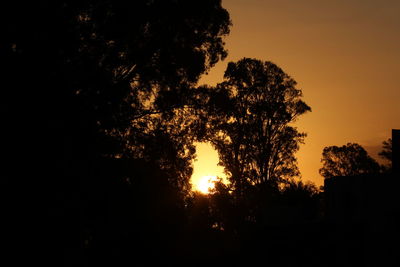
[191,0,400,188]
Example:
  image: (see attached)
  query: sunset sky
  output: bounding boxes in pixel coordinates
[192,0,400,188]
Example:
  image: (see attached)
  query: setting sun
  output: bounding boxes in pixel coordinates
[197,175,218,194]
[191,142,228,193]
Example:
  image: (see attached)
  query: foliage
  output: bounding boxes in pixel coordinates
[3,1,335,264]
[2,1,231,264]
[379,138,392,173]
[206,58,311,195]
[3,0,231,193]
[319,143,381,179]
[121,108,199,196]
[379,138,392,162]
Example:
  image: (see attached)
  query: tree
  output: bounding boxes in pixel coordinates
[3,0,231,171]
[319,143,381,179]
[2,1,231,264]
[379,138,392,172]
[207,58,311,196]
[3,0,231,196]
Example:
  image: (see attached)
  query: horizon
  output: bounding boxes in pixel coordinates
[196,0,400,186]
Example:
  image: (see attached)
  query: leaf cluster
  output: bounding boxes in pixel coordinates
[319,143,381,179]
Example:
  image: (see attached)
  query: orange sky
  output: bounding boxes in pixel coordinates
[192,0,400,187]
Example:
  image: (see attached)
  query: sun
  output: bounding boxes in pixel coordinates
[190,142,228,194]
[197,175,218,194]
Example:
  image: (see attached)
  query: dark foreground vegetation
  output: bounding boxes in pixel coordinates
[2,1,398,266]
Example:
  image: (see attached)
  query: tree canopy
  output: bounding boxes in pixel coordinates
[2,2,329,265]
[379,138,392,173]
[3,0,231,190]
[206,58,311,195]
[319,143,381,179]
[2,0,232,264]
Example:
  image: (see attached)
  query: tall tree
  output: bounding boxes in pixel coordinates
[319,143,381,179]
[207,58,311,196]
[3,0,231,166]
[2,0,231,264]
[3,0,231,199]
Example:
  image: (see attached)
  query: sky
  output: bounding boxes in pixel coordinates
[191,0,400,188]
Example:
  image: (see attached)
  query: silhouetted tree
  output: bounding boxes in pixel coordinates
[379,138,392,173]
[208,179,237,232]
[121,109,199,197]
[207,58,311,197]
[2,1,231,265]
[3,0,231,176]
[319,143,381,179]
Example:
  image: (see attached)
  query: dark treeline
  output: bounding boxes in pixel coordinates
[2,1,396,266]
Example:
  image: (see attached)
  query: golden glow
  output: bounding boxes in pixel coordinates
[198,0,400,186]
[191,142,228,193]
[197,175,218,194]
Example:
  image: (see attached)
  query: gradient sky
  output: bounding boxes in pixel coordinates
[192,0,400,188]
